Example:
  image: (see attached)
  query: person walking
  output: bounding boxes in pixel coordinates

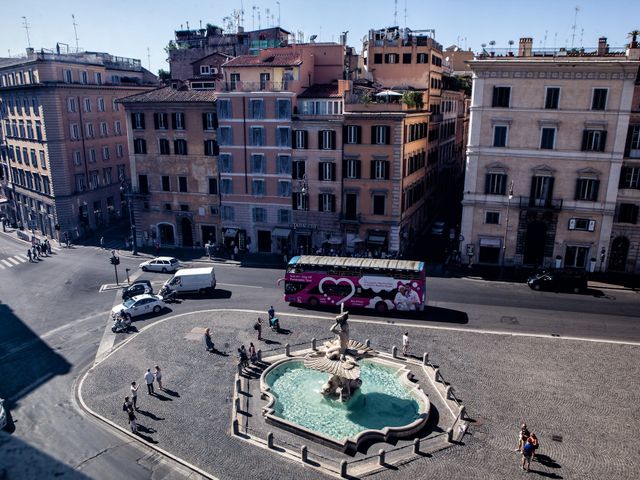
[47,240,52,255]
[122,396,133,413]
[144,368,155,395]
[32,245,38,260]
[127,409,138,434]
[521,436,535,471]
[100,236,105,249]
[240,345,249,368]
[254,317,263,341]
[130,382,139,410]
[203,328,215,352]
[27,249,32,262]
[248,342,257,364]
[154,365,163,391]
[237,348,247,371]
[402,331,409,357]
[516,423,530,452]
[529,433,539,460]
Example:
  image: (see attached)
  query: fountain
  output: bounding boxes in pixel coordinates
[260,309,430,452]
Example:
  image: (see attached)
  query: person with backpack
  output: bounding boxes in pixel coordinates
[521,437,535,471]
[254,317,263,341]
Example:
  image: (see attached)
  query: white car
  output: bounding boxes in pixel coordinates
[139,257,180,273]
[0,398,6,430]
[111,294,165,319]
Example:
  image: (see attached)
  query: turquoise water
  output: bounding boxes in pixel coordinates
[266,360,422,440]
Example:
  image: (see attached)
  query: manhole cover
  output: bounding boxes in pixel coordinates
[551,435,563,442]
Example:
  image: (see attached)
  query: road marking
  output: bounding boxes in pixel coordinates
[218,282,263,289]
[13,255,27,263]
[1,259,14,267]
[5,257,21,266]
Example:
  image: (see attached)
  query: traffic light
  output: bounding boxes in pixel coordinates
[110,256,120,265]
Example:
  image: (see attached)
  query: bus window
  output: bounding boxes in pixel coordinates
[285,281,308,294]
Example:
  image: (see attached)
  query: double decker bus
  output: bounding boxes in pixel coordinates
[282,255,426,313]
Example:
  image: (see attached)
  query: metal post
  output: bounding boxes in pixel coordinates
[502,181,514,270]
[413,438,420,454]
[129,199,137,255]
[391,345,398,358]
[340,460,348,478]
[378,449,386,466]
[311,338,317,350]
[267,432,274,448]
[422,352,429,365]
[285,343,290,356]
[300,445,308,463]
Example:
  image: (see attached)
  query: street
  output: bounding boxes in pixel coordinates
[0,230,639,478]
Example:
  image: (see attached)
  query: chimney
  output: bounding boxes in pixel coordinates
[597,37,609,55]
[518,37,533,57]
[26,47,34,56]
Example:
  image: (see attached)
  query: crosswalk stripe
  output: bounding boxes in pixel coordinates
[6,257,21,266]
[1,259,14,267]
[13,255,27,263]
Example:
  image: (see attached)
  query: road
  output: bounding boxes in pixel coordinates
[0,230,638,478]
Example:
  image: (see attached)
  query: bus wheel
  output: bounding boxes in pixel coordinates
[375,301,388,313]
[308,297,319,307]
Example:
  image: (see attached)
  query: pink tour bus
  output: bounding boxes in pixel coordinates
[282,255,426,313]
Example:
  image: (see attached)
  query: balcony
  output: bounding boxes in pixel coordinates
[340,213,361,224]
[221,79,300,93]
[519,196,563,211]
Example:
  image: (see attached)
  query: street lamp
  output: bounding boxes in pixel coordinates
[502,180,514,267]
[297,174,309,254]
[120,176,138,255]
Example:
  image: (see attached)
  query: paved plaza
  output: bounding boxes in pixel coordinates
[80,310,640,479]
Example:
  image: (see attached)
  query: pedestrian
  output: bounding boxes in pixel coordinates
[240,345,249,368]
[268,305,275,320]
[254,317,263,341]
[237,348,248,371]
[33,245,39,260]
[203,327,215,352]
[521,436,535,471]
[402,331,409,357]
[39,243,45,256]
[128,409,138,433]
[122,396,133,413]
[47,240,52,255]
[100,236,105,249]
[516,423,530,452]
[130,382,139,410]
[144,368,155,395]
[232,244,239,260]
[154,365,163,390]
[529,433,539,460]
[27,249,32,262]
[249,342,257,364]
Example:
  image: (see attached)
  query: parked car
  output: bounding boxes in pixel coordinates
[139,257,180,273]
[0,398,7,430]
[430,221,446,236]
[527,270,588,293]
[122,280,153,301]
[111,294,166,319]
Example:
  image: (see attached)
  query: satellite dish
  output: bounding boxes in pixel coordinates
[309,34,318,42]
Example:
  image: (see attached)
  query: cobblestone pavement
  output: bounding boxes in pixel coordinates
[81,310,640,479]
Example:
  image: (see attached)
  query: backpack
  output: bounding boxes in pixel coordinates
[122,403,128,412]
[522,442,534,455]
[254,322,260,330]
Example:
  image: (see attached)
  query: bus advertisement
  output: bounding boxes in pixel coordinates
[282,256,426,313]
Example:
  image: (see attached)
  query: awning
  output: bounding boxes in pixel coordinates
[272,227,291,238]
[480,237,502,247]
[327,235,343,245]
[224,228,238,238]
[367,234,387,245]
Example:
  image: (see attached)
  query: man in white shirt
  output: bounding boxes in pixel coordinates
[144,368,155,395]
[402,332,409,356]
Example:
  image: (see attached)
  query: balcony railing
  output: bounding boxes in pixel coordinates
[221,80,300,93]
[339,213,361,224]
[519,196,563,211]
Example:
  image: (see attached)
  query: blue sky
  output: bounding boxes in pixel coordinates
[1,0,639,74]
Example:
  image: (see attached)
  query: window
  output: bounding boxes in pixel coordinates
[203,112,217,130]
[278,209,291,224]
[163,203,172,211]
[345,125,361,144]
[221,205,235,220]
[30,149,36,166]
[617,203,639,224]
[319,130,336,150]
[64,70,72,83]
[319,162,336,181]
[217,99,232,119]
[100,122,108,137]
[249,99,264,119]
[172,112,185,130]
[493,125,508,147]
[159,138,170,155]
[277,127,291,147]
[95,72,102,85]
[154,113,169,130]
[131,113,145,130]
[253,207,267,222]
[251,154,264,173]
[620,166,640,189]
[591,88,608,110]
[67,97,77,112]
[545,87,560,109]
[89,149,96,163]
[628,125,640,155]
[568,218,596,231]
[385,53,399,64]
[116,144,124,158]
[218,126,232,145]
[252,179,265,196]
[344,159,361,179]
[219,153,233,173]
[200,65,211,75]
[73,151,82,166]
[75,174,86,191]
[209,205,219,215]
[373,53,383,64]
[208,178,218,194]
[97,98,105,112]
[292,161,306,180]
[114,121,122,135]
[319,193,336,212]
[39,150,46,169]
[43,177,50,195]
[259,73,270,90]
[531,176,554,207]
[174,139,188,155]
[161,176,171,191]
[492,86,511,108]
[103,167,113,185]
[180,205,190,212]
[250,127,264,146]
[417,53,428,64]
[575,178,600,201]
[178,176,188,192]
[564,246,589,269]
[371,160,390,180]
[221,178,233,195]
[89,170,100,189]
[582,130,607,152]
[292,192,308,211]
[204,140,219,156]
[102,146,110,160]
[293,130,308,149]
[277,99,291,119]
[277,181,291,197]
[133,138,147,154]
[83,98,91,112]
[372,125,391,145]
[112,99,119,111]
[540,127,556,149]
[81,71,88,84]
[373,194,386,215]
[485,211,500,224]
[277,154,291,174]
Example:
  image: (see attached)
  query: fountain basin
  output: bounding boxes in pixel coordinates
[261,356,430,452]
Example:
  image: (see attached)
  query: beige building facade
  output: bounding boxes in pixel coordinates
[461,37,640,270]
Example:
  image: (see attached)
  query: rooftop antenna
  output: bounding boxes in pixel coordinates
[72,14,80,52]
[404,0,407,30]
[257,7,261,30]
[240,0,245,26]
[186,21,190,30]
[570,5,580,49]
[580,28,584,48]
[22,16,32,49]
[252,6,256,30]
[553,32,558,49]
[276,1,281,26]
[393,0,398,26]
[199,20,202,29]
[543,30,548,49]
[146,47,151,71]
[265,8,270,27]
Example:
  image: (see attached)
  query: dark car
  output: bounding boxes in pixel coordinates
[527,270,588,294]
[122,280,153,300]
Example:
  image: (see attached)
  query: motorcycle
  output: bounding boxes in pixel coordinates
[158,285,177,303]
[111,312,132,333]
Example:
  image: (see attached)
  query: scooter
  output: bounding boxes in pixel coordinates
[111,312,132,333]
[158,285,177,303]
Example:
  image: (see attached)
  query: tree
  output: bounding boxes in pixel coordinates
[157,69,171,82]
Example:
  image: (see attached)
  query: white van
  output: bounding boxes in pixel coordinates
[164,267,216,294]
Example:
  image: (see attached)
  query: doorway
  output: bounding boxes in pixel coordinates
[257,230,272,252]
[523,221,547,266]
[345,193,358,220]
[158,223,175,245]
[180,217,193,247]
[201,225,217,246]
[609,236,629,272]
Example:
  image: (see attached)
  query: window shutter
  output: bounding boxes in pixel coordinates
[213,141,219,156]
[331,130,336,150]
[174,140,179,153]
[574,179,581,200]
[547,177,555,202]
[343,125,348,143]
[213,114,218,130]
[130,113,136,128]
[318,163,324,181]
[318,194,323,212]
[171,113,177,129]
[318,131,323,150]
[140,113,145,129]
[633,205,639,224]
[292,194,297,210]
[331,194,336,212]
[385,126,391,144]
[581,130,588,151]
[384,161,390,179]
[619,167,628,188]
[304,130,308,149]
[485,174,491,194]
[529,176,537,201]
[202,113,207,130]
[153,114,159,130]
[292,131,297,149]
[624,127,634,157]
[599,131,607,152]
[181,114,186,130]
[356,160,361,179]
[356,126,361,144]
[371,126,376,144]
[370,161,375,179]
[342,160,347,178]
[330,163,336,181]
[592,180,600,200]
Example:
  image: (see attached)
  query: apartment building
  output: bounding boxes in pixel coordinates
[0,48,156,239]
[119,87,219,248]
[461,37,640,270]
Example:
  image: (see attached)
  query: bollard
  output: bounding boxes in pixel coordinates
[301,445,308,463]
[459,404,466,420]
[422,352,429,365]
[311,338,317,351]
[234,397,241,412]
[365,338,370,347]
[235,378,242,393]
[285,343,290,356]
[340,460,348,478]
[433,367,440,383]
[232,419,239,435]
[391,345,398,358]
[267,432,274,448]
[257,349,262,361]
[413,438,420,454]
[238,363,244,376]
[446,427,453,443]
[378,449,386,466]
[445,385,452,400]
